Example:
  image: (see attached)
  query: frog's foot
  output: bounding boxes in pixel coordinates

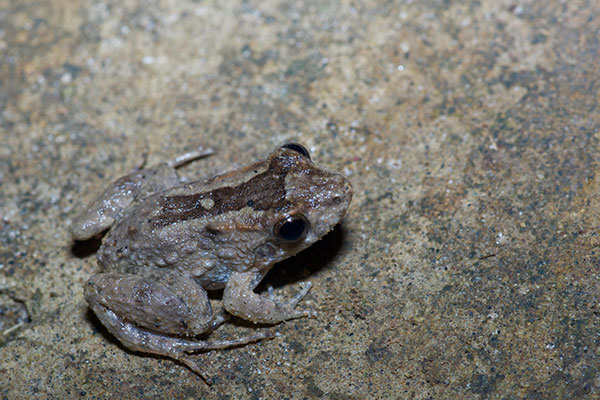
[175,330,276,384]
[267,281,317,319]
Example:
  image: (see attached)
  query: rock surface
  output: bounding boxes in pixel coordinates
[1,0,599,398]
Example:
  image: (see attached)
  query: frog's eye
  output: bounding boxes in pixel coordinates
[281,143,311,159]
[274,214,310,242]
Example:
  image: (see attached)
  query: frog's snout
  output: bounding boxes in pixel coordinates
[329,174,353,216]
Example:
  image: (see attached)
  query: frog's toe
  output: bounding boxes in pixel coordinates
[286,281,312,308]
[267,281,312,308]
[276,282,316,320]
[277,307,317,321]
[293,308,318,319]
[176,355,213,384]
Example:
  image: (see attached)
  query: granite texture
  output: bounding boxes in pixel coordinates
[1,0,599,398]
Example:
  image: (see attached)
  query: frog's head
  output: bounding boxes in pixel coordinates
[250,143,353,268]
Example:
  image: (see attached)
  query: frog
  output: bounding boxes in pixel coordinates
[69,143,353,382]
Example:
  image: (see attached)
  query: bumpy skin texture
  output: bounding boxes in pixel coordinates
[70,145,352,381]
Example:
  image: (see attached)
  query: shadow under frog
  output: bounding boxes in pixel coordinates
[69,143,352,383]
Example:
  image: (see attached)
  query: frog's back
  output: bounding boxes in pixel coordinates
[96,186,224,278]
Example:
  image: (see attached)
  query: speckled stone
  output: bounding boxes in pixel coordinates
[1,0,599,398]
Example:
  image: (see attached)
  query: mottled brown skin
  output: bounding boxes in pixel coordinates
[70,145,352,381]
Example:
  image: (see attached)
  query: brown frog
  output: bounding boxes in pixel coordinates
[70,143,352,381]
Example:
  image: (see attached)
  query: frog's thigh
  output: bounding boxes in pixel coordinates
[85,272,214,336]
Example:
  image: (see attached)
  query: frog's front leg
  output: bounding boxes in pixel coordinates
[223,271,316,324]
[85,271,272,381]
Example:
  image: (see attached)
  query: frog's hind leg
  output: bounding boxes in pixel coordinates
[136,146,214,197]
[69,147,213,241]
[91,306,273,383]
[84,271,273,382]
[69,169,159,240]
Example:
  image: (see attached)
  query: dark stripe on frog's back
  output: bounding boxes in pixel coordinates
[153,156,290,228]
